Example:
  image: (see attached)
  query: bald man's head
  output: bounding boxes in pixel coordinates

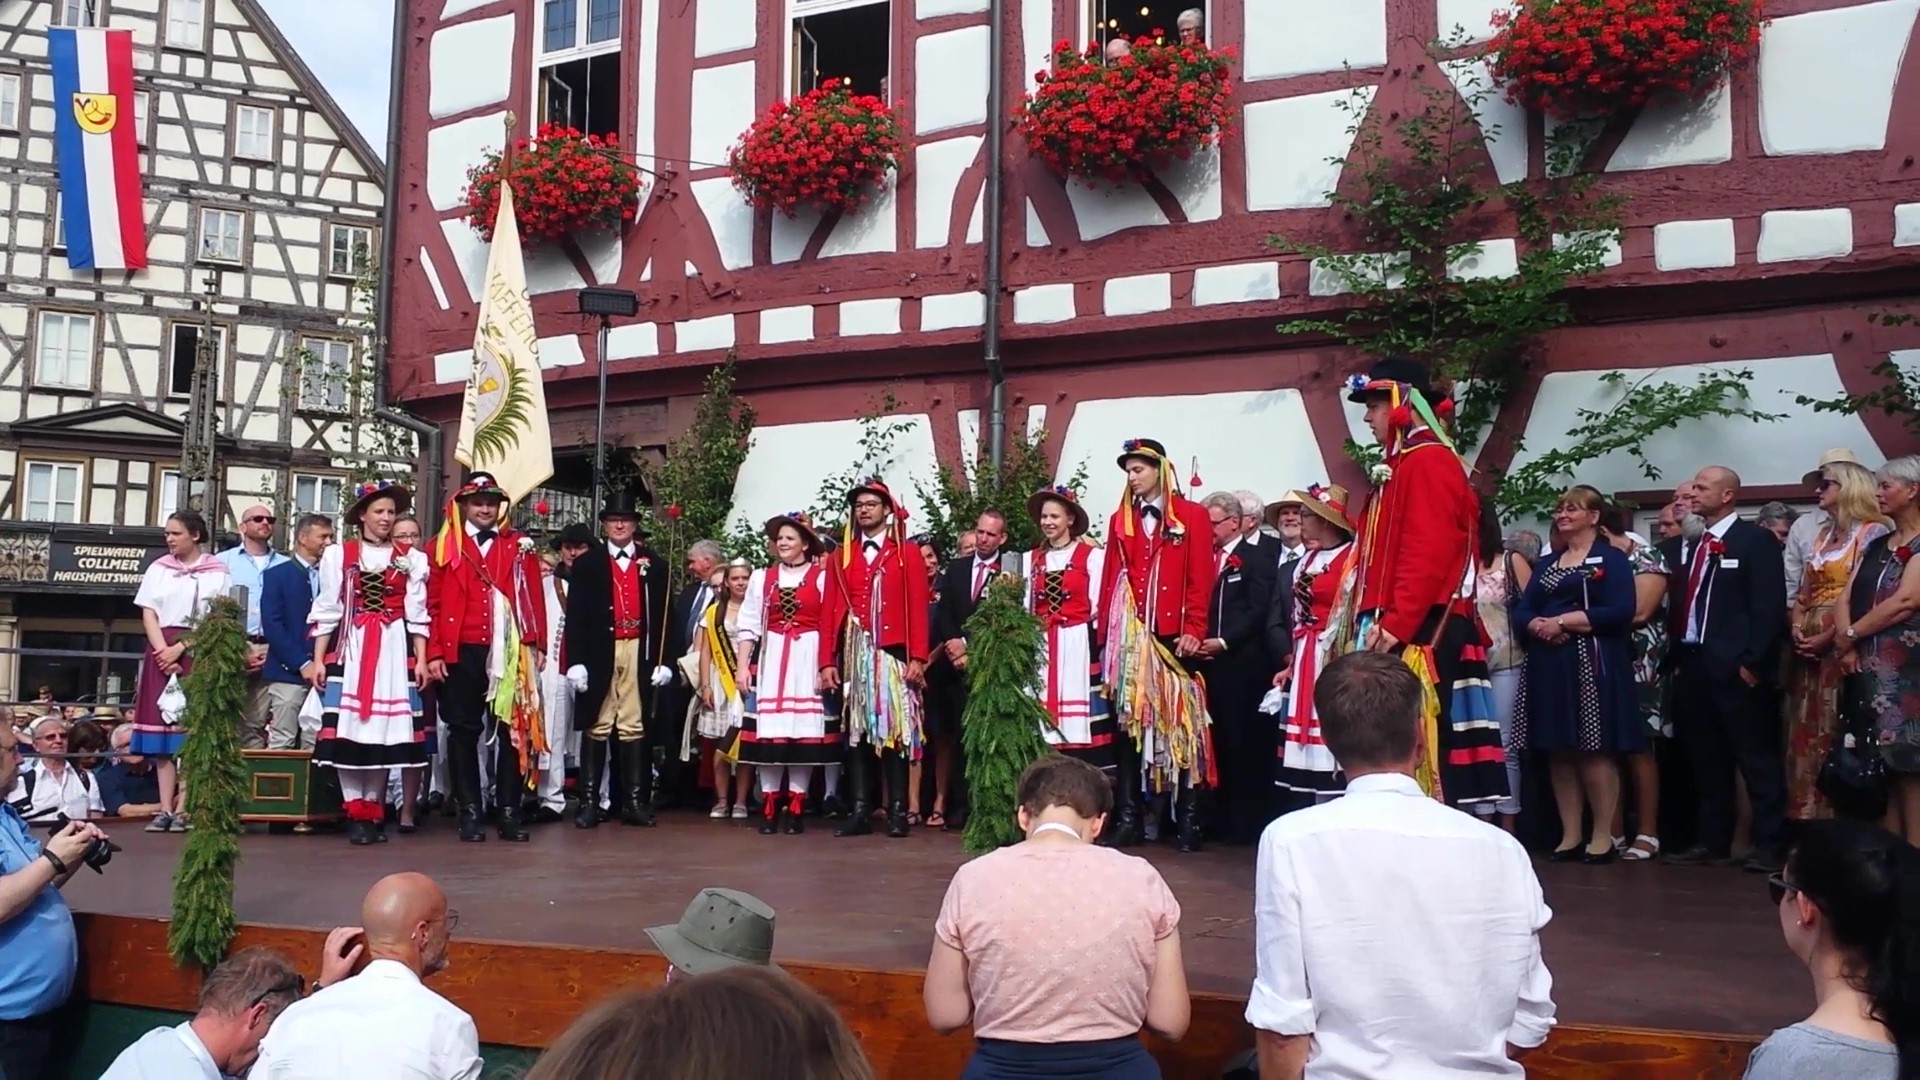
[361,872,453,977]
[1692,466,1741,521]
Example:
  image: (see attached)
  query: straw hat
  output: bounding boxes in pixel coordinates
[1802,448,1862,486]
[1298,483,1356,537]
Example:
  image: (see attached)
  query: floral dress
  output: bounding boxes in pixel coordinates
[1849,534,1920,774]
[1623,542,1672,738]
[1786,522,1885,817]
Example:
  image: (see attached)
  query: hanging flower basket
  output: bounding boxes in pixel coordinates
[1488,0,1765,119]
[727,79,904,218]
[464,123,644,247]
[1017,37,1237,185]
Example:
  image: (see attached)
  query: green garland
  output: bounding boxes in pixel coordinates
[168,594,249,970]
[959,574,1052,855]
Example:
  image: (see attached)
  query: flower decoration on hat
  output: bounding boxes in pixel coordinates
[1044,484,1077,503]
[353,480,391,503]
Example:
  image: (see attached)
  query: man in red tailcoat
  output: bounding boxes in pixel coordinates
[1348,356,1507,810]
[1098,438,1217,847]
[426,472,549,843]
[821,478,931,839]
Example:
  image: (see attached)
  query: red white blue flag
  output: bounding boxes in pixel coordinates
[48,28,147,271]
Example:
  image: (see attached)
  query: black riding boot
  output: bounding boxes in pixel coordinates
[574,738,607,829]
[834,753,874,837]
[1110,746,1142,847]
[783,790,806,834]
[618,739,656,827]
[1177,787,1205,853]
[494,741,530,842]
[884,752,910,839]
[449,730,486,843]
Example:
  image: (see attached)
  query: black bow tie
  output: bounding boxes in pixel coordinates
[613,548,633,561]
[474,528,497,545]
[1138,504,1161,520]
[863,540,880,552]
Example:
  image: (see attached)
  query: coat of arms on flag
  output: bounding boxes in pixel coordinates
[48,28,147,271]
[454,181,554,504]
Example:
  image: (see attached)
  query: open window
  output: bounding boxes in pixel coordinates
[167,322,225,398]
[537,0,623,139]
[791,0,891,99]
[1087,0,1210,50]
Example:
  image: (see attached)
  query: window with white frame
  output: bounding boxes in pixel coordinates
[166,0,205,47]
[329,223,372,278]
[157,469,182,523]
[537,0,622,139]
[51,193,66,251]
[234,104,274,160]
[56,1,97,27]
[300,338,352,412]
[792,0,892,99]
[34,311,93,389]
[1087,0,1210,48]
[132,90,148,146]
[197,207,244,263]
[167,323,225,397]
[22,462,83,523]
[0,74,20,130]
[293,474,346,525]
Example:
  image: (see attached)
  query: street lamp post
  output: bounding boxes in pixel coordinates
[577,287,641,508]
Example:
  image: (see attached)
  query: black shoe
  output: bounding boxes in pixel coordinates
[1112,799,1142,848]
[1665,845,1732,867]
[397,821,418,835]
[458,804,487,842]
[497,805,531,842]
[348,820,374,846]
[373,821,390,844]
[617,742,657,828]
[1176,791,1204,853]
[823,795,848,820]
[783,793,806,834]
[1547,844,1583,863]
[531,806,564,824]
[757,793,780,836]
[886,800,910,839]
[426,791,446,813]
[835,802,874,836]
[1582,846,1615,865]
[942,813,966,834]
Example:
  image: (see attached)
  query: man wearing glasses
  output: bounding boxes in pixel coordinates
[215,504,292,749]
[252,872,481,1079]
[6,717,101,823]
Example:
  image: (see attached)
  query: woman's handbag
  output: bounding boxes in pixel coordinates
[1817,674,1889,821]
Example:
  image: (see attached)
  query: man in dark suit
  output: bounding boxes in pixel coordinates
[259,513,334,750]
[657,539,726,810]
[930,510,1018,830]
[1196,491,1278,850]
[562,485,672,829]
[1659,466,1788,872]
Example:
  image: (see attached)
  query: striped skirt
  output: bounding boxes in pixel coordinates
[1424,609,1508,810]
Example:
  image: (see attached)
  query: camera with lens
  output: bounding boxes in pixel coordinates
[47,815,120,874]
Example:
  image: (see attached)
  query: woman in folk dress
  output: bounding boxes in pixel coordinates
[1273,485,1359,802]
[1024,487,1117,775]
[309,481,431,847]
[736,514,840,836]
[688,558,755,819]
[131,509,231,833]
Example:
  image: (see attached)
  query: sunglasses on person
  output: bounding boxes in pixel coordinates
[1767,872,1800,906]
[247,969,306,1009]
[246,515,277,524]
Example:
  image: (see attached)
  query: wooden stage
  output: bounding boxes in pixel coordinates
[67,812,1798,1077]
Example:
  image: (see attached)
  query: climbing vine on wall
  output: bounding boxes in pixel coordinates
[913,432,1091,558]
[1794,311,1920,440]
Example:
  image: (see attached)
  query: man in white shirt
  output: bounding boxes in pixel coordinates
[7,717,102,823]
[1249,651,1555,1079]
[251,872,483,1079]
[100,945,318,1078]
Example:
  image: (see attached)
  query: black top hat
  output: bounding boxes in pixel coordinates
[1347,355,1434,404]
[1116,438,1170,470]
[549,522,596,549]
[598,489,650,524]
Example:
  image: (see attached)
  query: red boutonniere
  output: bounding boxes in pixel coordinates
[1225,554,1242,572]
[1897,543,1915,566]
[1704,537,1728,558]
[1585,566,1605,582]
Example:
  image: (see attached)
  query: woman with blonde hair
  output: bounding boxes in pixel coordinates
[688,558,755,818]
[1785,460,1889,820]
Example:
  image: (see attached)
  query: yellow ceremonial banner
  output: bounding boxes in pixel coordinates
[454,183,553,503]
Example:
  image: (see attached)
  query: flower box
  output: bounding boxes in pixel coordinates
[728,79,904,218]
[1488,0,1764,120]
[464,123,644,247]
[1017,37,1237,185]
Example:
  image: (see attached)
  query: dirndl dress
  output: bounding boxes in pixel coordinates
[310,539,430,772]
[1276,544,1353,798]
[1028,543,1116,770]
[736,563,841,767]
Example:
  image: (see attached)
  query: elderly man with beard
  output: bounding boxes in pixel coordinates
[1657,466,1787,872]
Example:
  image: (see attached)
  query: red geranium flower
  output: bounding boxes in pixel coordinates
[1488,0,1764,119]
[1897,542,1915,566]
[1016,36,1237,185]
[463,124,645,247]
[727,79,904,217]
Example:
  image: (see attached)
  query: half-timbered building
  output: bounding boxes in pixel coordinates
[0,0,387,702]
[386,0,1920,535]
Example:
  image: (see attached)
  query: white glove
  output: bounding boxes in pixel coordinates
[567,665,589,693]
[650,665,674,687]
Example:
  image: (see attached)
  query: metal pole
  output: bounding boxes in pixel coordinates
[593,314,612,507]
[982,0,1009,476]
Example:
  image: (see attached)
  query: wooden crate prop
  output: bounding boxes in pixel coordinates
[239,750,342,824]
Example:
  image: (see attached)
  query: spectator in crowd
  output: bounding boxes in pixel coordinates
[1656,500,1682,541]
[261,513,335,753]
[663,540,728,814]
[7,716,102,823]
[1757,503,1800,547]
[1599,506,1672,861]
[251,871,481,1079]
[1475,499,1529,834]
[1786,450,1859,600]
[0,708,15,740]
[131,509,230,834]
[1514,486,1641,863]
[1202,490,1280,848]
[1233,491,1268,553]
[96,723,162,819]
[926,755,1189,1077]
[1785,461,1887,822]
[525,965,875,1080]
[100,945,321,1078]
[1177,7,1204,44]
[1266,494,1306,568]
[215,503,292,750]
[1249,652,1554,1078]
[1104,36,1132,62]
[1745,818,1913,1079]
[956,529,977,559]
[1506,529,1543,563]
[0,722,109,1079]
[644,887,777,978]
[1836,455,1920,844]
[66,718,107,771]
[687,560,754,819]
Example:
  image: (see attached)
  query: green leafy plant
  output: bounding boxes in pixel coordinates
[959,574,1053,855]
[913,431,1091,556]
[169,595,249,970]
[1794,312,1920,438]
[798,394,918,542]
[646,356,757,549]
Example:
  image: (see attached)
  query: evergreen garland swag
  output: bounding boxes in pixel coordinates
[960,574,1053,856]
[168,595,249,970]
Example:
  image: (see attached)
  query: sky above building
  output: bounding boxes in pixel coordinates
[257,0,392,154]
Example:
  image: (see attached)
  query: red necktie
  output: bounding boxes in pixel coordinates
[1677,539,1717,639]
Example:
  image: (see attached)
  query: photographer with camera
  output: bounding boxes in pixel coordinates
[0,721,109,1079]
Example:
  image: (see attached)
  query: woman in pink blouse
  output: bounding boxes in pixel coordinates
[925,755,1190,1078]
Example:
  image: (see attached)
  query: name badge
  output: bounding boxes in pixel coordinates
[1583,556,1603,565]
[1226,573,1243,583]
[1721,558,1740,569]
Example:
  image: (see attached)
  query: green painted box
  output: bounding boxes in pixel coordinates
[239,750,343,823]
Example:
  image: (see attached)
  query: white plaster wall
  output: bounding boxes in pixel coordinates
[820,182,900,258]
[525,245,588,295]
[1193,262,1280,306]
[1056,390,1334,516]
[425,112,505,212]
[1654,219,1737,272]
[915,136,984,248]
[1508,357,1886,492]
[1897,204,1920,247]
[692,177,757,270]
[676,314,737,353]
[1103,273,1172,316]
[730,414,943,531]
[1013,283,1075,324]
[1757,208,1854,263]
[690,62,756,170]
[840,297,903,336]
[1243,0,1386,81]
[438,219,489,302]
[1607,81,1732,171]
[539,333,586,369]
[1448,238,1518,281]
[771,208,819,264]
[918,0,989,15]
[1158,146,1224,225]
[1759,0,1919,156]
[607,322,659,359]
[1064,180,1169,241]
[1020,0,1052,95]
[428,15,514,120]
[695,0,757,58]
[760,305,814,344]
[916,26,990,136]
[1245,88,1375,211]
[1442,59,1528,184]
[922,291,985,331]
[1436,0,1506,43]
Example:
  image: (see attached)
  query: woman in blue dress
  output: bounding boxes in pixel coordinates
[1513,485,1644,864]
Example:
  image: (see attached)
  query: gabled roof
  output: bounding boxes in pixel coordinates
[233,0,385,175]
[9,402,186,439]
